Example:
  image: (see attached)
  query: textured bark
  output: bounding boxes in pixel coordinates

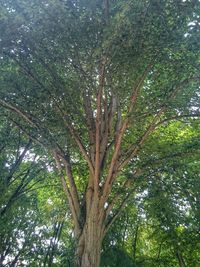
[77,232,102,267]
[75,200,104,267]
[176,251,186,267]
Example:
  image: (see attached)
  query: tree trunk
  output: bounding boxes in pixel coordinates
[176,251,186,267]
[75,200,104,267]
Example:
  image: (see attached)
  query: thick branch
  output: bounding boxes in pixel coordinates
[62,156,81,217]
[101,66,150,203]
[53,150,81,236]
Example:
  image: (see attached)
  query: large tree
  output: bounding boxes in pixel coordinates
[0,0,199,266]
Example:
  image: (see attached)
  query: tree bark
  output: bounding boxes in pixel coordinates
[75,200,104,267]
[176,251,186,267]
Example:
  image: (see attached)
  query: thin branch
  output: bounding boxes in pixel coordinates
[0,100,38,128]
[10,119,46,147]
[105,179,132,220]
[94,59,106,193]
[155,113,200,127]
[104,0,109,21]
[103,193,131,237]
[5,139,32,184]
[1,169,31,216]
[0,101,55,147]
[82,90,95,164]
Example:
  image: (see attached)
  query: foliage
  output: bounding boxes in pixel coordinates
[0,0,200,266]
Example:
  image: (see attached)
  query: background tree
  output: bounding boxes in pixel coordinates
[0,0,199,266]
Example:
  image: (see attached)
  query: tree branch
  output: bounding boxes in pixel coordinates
[94,59,106,193]
[67,122,95,175]
[119,80,190,170]
[119,107,165,170]
[0,99,39,128]
[101,65,151,204]
[53,150,81,237]
[82,90,96,164]
[105,179,132,220]
[155,113,200,127]
[103,192,131,237]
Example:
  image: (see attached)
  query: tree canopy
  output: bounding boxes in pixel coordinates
[0,0,200,266]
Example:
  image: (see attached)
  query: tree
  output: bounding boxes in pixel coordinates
[0,116,63,266]
[0,0,199,266]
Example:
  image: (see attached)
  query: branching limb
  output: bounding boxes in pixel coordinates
[101,66,151,204]
[119,107,165,170]
[119,80,190,170]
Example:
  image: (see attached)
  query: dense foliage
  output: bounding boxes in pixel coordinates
[0,0,200,266]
